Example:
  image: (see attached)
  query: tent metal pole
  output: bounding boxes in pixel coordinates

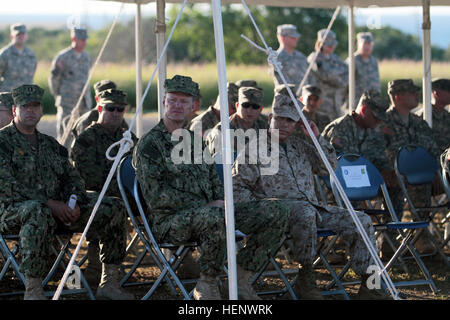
[211,0,238,300]
[348,5,355,114]
[136,2,144,137]
[422,0,432,127]
[156,0,167,120]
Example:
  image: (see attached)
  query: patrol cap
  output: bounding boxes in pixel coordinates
[357,32,374,43]
[277,24,300,38]
[0,92,14,110]
[238,87,263,106]
[274,83,297,97]
[71,27,88,40]
[11,84,44,106]
[94,80,117,96]
[235,79,258,88]
[317,29,338,47]
[164,75,199,97]
[358,90,389,122]
[388,79,421,95]
[301,85,322,98]
[272,94,300,122]
[431,78,450,92]
[10,23,26,36]
[98,89,127,106]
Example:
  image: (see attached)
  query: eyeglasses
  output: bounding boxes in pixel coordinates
[241,103,260,110]
[104,105,125,113]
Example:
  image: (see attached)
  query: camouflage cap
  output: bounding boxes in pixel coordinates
[357,32,374,43]
[0,92,14,110]
[11,84,44,106]
[317,29,338,47]
[358,90,389,122]
[71,27,88,40]
[272,94,300,122]
[431,78,450,92]
[235,79,258,88]
[301,85,322,98]
[94,80,117,96]
[238,87,263,106]
[10,23,26,36]
[164,75,199,97]
[98,89,127,106]
[388,79,421,95]
[277,24,300,38]
[274,83,297,97]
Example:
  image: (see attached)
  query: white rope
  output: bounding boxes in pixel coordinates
[240,0,400,300]
[52,0,188,300]
[59,3,124,146]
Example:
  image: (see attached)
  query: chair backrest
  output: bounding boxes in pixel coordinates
[118,155,136,198]
[396,145,438,185]
[332,154,384,201]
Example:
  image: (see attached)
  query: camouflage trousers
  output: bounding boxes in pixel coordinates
[0,193,127,278]
[285,200,376,276]
[151,199,289,276]
[56,102,89,142]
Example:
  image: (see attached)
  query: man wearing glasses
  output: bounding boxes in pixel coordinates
[206,86,268,159]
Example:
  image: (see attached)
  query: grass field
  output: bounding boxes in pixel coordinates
[34,60,450,115]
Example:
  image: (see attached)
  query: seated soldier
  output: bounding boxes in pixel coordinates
[206,86,268,160]
[0,92,14,129]
[189,82,238,139]
[0,84,133,300]
[184,88,201,129]
[232,94,389,300]
[236,79,269,124]
[415,78,450,154]
[133,75,289,300]
[299,85,329,133]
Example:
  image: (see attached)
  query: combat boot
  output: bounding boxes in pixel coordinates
[236,264,261,300]
[96,264,135,300]
[24,276,47,300]
[357,275,392,300]
[293,265,324,300]
[193,273,222,300]
[84,243,102,288]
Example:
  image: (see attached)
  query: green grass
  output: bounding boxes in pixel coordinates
[33,60,450,115]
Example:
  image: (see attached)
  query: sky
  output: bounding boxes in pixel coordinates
[1,1,450,47]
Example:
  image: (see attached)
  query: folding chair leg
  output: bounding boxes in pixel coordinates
[381,231,410,274]
[318,251,350,300]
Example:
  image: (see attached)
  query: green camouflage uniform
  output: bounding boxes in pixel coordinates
[415,107,450,155]
[0,121,127,278]
[70,123,138,197]
[133,120,289,275]
[49,42,92,140]
[232,98,375,274]
[0,43,37,92]
[349,54,381,104]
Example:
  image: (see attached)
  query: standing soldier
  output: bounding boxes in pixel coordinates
[0,92,14,129]
[271,24,310,93]
[307,29,348,122]
[49,27,92,142]
[346,32,381,108]
[0,24,37,92]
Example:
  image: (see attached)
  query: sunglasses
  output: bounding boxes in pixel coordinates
[241,103,260,110]
[104,105,125,113]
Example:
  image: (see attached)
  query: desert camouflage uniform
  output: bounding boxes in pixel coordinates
[322,114,390,171]
[205,113,269,158]
[133,120,289,275]
[302,109,330,135]
[271,48,311,92]
[346,53,381,105]
[307,52,348,122]
[49,47,92,140]
[0,44,37,92]
[0,122,127,278]
[188,106,220,138]
[384,106,440,217]
[415,107,450,154]
[70,122,138,197]
[232,134,375,274]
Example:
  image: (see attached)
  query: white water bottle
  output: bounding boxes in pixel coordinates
[65,194,77,227]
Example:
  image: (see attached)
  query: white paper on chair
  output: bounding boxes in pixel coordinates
[341,165,371,188]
